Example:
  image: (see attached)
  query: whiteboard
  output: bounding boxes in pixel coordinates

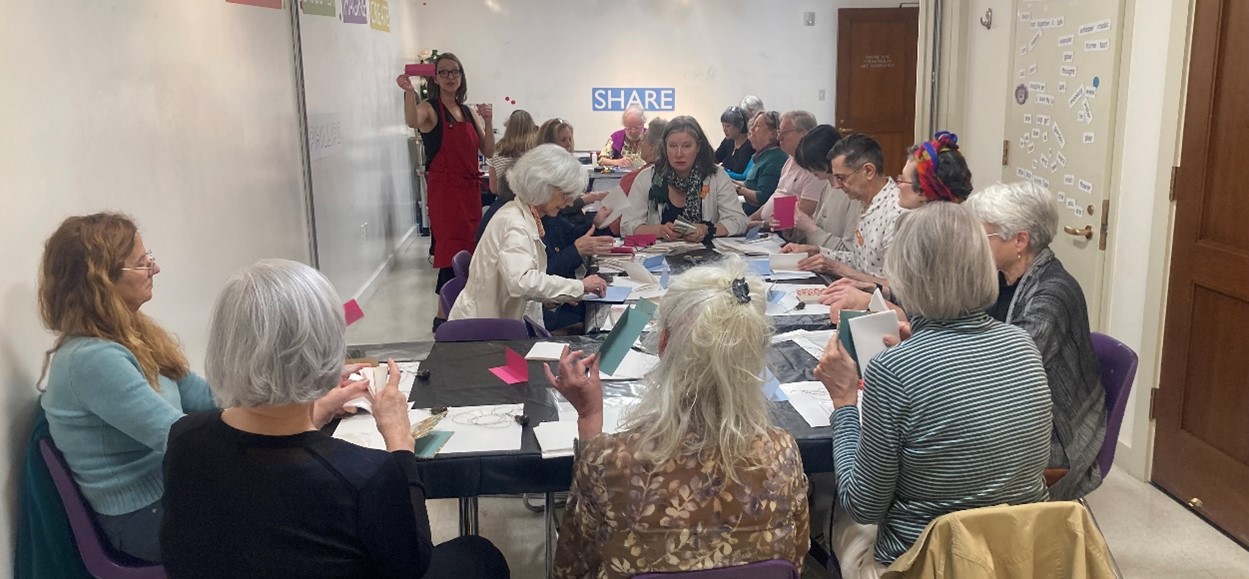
[1001,0,1126,323]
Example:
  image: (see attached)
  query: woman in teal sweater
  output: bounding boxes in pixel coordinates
[37,213,366,562]
[735,110,789,216]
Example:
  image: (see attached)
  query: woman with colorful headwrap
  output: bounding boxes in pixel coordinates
[820,131,973,315]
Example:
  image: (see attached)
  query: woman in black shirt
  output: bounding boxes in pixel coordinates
[160,259,508,579]
[714,106,755,177]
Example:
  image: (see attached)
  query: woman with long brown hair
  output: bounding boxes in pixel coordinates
[37,213,366,562]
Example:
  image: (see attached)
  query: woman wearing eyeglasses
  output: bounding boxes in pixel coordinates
[35,213,371,562]
[715,106,755,177]
[397,53,495,322]
[736,110,788,216]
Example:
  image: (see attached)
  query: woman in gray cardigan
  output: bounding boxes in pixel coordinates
[967,181,1107,500]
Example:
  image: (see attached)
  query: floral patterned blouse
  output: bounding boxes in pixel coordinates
[553,427,810,578]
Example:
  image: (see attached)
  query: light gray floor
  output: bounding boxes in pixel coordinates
[350,235,1249,579]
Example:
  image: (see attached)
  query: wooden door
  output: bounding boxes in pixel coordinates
[1153,0,1249,549]
[1000,0,1126,327]
[836,8,918,176]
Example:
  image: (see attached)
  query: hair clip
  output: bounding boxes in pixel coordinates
[730,278,751,304]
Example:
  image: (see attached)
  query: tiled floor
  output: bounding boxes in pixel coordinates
[350,235,1249,579]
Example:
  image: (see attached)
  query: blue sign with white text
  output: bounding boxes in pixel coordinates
[592,87,676,112]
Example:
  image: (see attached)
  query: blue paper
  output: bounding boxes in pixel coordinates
[767,289,786,304]
[643,255,667,273]
[582,286,633,303]
[761,368,787,402]
[659,269,670,289]
[746,258,772,276]
[745,226,762,241]
[598,299,659,375]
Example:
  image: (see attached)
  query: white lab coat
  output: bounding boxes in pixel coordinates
[448,200,584,323]
[620,166,749,236]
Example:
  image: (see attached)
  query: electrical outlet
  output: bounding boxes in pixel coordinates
[360,223,368,242]
[804,12,815,26]
[818,89,826,101]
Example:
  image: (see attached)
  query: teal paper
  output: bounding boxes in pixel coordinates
[413,431,453,458]
[598,299,658,374]
[838,310,869,368]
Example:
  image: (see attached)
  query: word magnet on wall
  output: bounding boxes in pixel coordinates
[591,88,676,112]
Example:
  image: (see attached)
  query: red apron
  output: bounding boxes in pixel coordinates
[427,101,482,268]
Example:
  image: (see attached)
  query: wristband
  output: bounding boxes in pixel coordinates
[700,221,716,244]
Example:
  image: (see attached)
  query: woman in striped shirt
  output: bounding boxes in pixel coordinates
[813,202,1053,578]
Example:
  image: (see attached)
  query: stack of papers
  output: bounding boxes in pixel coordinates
[333,403,526,456]
[780,382,836,427]
[344,363,419,413]
[772,329,837,360]
[712,237,786,256]
[538,397,641,458]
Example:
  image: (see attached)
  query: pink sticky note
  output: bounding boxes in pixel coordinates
[624,234,657,247]
[488,348,528,384]
[404,63,436,77]
[774,196,798,230]
[344,300,365,326]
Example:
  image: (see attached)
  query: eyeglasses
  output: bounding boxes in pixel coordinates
[895,174,914,186]
[778,128,805,137]
[831,165,865,184]
[120,250,157,274]
[436,69,463,79]
[985,232,1004,239]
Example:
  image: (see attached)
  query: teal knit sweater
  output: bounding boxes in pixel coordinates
[40,337,217,516]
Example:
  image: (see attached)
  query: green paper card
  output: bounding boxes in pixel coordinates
[838,310,869,368]
[598,299,658,375]
[413,431,453,458]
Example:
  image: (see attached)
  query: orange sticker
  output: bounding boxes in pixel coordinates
[700,183,710,199]
[855,229,865,246]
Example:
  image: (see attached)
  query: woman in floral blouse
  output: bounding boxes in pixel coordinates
[546,259,809,578]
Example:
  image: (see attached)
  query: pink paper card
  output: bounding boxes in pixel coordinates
[489,348,528,385]
[405,63,436,77]
[774,196,798,230]
[624,234,657,247]
[344,300,365,326]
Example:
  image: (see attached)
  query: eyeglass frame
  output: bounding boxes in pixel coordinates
[435,68,463,79]
[831,164,866,184]
[120,250,157,274]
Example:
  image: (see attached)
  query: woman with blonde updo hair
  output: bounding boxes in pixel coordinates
[37,213,367,562]
[549,257,810,577]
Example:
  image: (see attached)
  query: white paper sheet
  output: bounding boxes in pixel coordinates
[599,349,658,381]
[848,310,901,370]
[344,363,418,413]
[769,253,805,272]
[533,421,579,458]
[766,292,801,315]
[597,187,630,226]
[619,260,658,285]
[409,404,524,455]
[526,342,568,361]
[781,382,836,427]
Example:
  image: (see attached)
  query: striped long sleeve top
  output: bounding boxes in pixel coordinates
[831,313,1053,564]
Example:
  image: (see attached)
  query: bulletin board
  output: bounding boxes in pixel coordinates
[1001,0,1126,321]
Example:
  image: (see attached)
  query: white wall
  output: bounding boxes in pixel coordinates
[301,0,420,301]
[955,0,1193,479]
[412,0,902,149]
[0,0,309,567]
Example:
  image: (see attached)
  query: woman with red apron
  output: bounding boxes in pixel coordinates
[399,53,494,322]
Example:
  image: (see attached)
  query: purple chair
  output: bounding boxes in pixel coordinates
[434,318,531,342]
[38,439,166,578]
[1090,332,1139,478]
[438,276,467,315]
[523,315,552,338]
[632,560,800,579]
[452,250,472,279]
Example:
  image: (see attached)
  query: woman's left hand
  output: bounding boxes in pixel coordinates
[684,222,709,242]
[311,369,373,429]
[475,103,493,122]
[543,348,604,439]
[814,335,860,408]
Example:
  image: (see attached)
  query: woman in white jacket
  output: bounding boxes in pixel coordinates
[449,144,608,323]
[621,116,749,241]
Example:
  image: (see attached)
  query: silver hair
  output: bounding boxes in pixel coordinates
[739,95,766,120]
[206,259,346,408]
[622,256,774,486]
[885,203,998,320]
[965,181,1058,254]
[782,110,817,132]
[508,143,589,206]
[622,105,646,125]
[644,117,669,149]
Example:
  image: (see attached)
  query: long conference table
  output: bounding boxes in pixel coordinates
[336,242,841,577]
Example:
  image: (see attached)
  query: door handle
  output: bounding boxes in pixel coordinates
[1064,225,1094,240]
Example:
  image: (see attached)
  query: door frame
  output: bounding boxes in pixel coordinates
[924,0,1196,480]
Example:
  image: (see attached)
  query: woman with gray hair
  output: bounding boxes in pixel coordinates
[598,105,647,168]
[966,181,1106,500]
[451,143,609,323]
[814,202,1052,578]
[548,258,810,577]
[160,259,509,578]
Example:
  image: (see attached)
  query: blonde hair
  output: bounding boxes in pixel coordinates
[538,118,575,152]
[38,213,188,389]
[885,202,998,320]
[622,257,774,486]
[494,109,539,158]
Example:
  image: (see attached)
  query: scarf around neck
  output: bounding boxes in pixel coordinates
[649,165,706,223]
